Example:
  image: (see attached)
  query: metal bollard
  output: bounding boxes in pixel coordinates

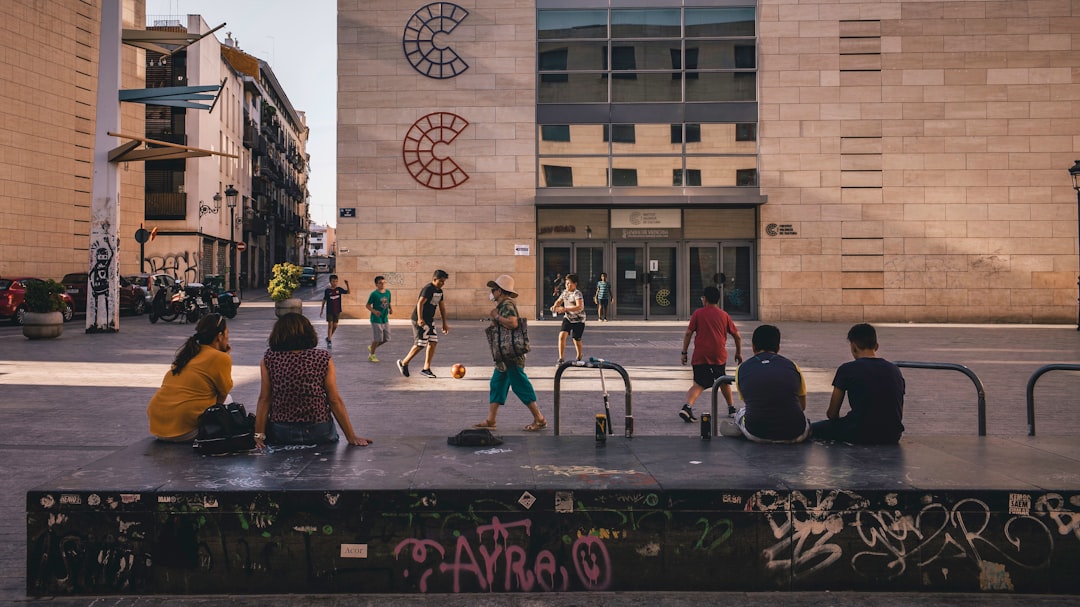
[595,414,607,444]
[701,412,711,440]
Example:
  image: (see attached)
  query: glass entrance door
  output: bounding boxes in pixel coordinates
[688,244,720,315]
[615,244,677,319]
[615,246,644,318]
[542,244,606,319]
[647,245,677,318]
[541,246,570,317]
[722,244,753,316]
[575,246,604,311]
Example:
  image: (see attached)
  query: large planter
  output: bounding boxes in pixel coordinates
[22,311,63,340]
[274,297,302,318]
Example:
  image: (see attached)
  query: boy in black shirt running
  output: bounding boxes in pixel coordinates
[397,270,450,378]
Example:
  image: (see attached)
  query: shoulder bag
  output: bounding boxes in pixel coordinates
[486,316,530,363]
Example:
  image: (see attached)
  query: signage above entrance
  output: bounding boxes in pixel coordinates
[611,209,681,229]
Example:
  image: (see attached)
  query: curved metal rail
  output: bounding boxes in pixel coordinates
[895,361,987,436]
[552,358,633,437]
[1025,364,1080,436]
[709,375,736,436]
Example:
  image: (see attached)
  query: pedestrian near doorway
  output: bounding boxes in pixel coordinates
[365,275,392,363]
[679,286,742,423]
[319,274,350,348]
[595,272,611,321]
[551,273,586,365]
[397,269,450,378]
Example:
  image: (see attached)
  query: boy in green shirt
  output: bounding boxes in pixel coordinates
[365,275,392,363]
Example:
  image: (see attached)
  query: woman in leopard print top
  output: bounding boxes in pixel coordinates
[254,313,371,447]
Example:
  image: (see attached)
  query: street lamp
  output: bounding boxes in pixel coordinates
[1069,161,1080,330]
[225,184,238,292]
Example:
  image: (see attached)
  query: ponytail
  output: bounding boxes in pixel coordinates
[171,314,227,375]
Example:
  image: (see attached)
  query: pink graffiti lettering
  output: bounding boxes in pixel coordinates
[392,516,608,592]
[572,536,611,589]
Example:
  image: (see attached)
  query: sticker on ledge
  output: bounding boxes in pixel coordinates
[1008,493,1031,516]
[340,544,368,558]
[518,491,536,510]
[555,491,573,513]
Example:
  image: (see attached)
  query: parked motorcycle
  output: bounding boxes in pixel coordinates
[148,281,181,323]
[203,275,240,319]
[182,281,210,323]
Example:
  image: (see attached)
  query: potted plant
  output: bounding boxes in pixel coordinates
[23,279,68,339]
[268,262,303,317]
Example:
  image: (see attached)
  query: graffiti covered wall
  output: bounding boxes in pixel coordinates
[27,488,1080,596]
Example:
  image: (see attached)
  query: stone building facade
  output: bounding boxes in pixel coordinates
[0,0,146,280]
[343,0,1079,324]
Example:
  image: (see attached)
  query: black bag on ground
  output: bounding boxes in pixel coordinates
[447,428,504,447]
[193,403,256,455]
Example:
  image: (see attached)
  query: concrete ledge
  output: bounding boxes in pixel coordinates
[27,436,1080,596]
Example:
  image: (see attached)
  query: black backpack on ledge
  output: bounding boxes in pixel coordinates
[193,403,256,455]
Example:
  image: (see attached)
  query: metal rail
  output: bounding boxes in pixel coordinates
[895,361,987,436]
[709,375,736,436]
[1025,364,1080,436]
[552,358,633,436]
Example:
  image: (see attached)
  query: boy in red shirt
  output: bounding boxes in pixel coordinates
[679,286,742,422]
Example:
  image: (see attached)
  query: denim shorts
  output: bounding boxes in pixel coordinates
[267,420,339,445]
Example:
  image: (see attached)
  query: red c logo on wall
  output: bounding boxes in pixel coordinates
[402,112,470,190]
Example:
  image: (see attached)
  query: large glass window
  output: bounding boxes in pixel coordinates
[540,41,606,71]
[536,7,758,189]
[602,124,636,144]
[685,7,756,38]
[538,7,757,104]
[611,9,681,38]
[542,165,574,188]
[538,10,607,40]
[542,125,571,142]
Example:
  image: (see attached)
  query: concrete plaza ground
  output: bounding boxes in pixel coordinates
[3,280,1080,605]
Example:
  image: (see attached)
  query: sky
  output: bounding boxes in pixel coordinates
[146,0,338,227]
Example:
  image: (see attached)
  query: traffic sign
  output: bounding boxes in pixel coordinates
[236,242,247,252]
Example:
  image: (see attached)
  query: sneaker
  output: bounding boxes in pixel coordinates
[719,420,743,437]
[556,358,564,367]
[368,354,379,363]
[420,369,436,378]
[326,338,332,348]
[727,405,737,417]
[396,359,410,377]
[367,345,374,355]
[679,403,697,423]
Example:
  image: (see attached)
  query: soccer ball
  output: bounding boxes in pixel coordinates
[451,363,466,379]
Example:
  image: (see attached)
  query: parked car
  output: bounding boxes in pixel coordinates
[124,273,179,307]
[0,277,76,325]
[60,272,145,315]
[299,266,317,287]
[313,261,331,273]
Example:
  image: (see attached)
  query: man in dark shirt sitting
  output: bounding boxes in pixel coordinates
[720,324,810,443]
[811,323,906,444]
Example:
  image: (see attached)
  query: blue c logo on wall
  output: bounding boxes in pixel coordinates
[402,2,470,79]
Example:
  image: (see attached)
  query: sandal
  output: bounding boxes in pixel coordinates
[522,420,548,432]
[473,420,497,429]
